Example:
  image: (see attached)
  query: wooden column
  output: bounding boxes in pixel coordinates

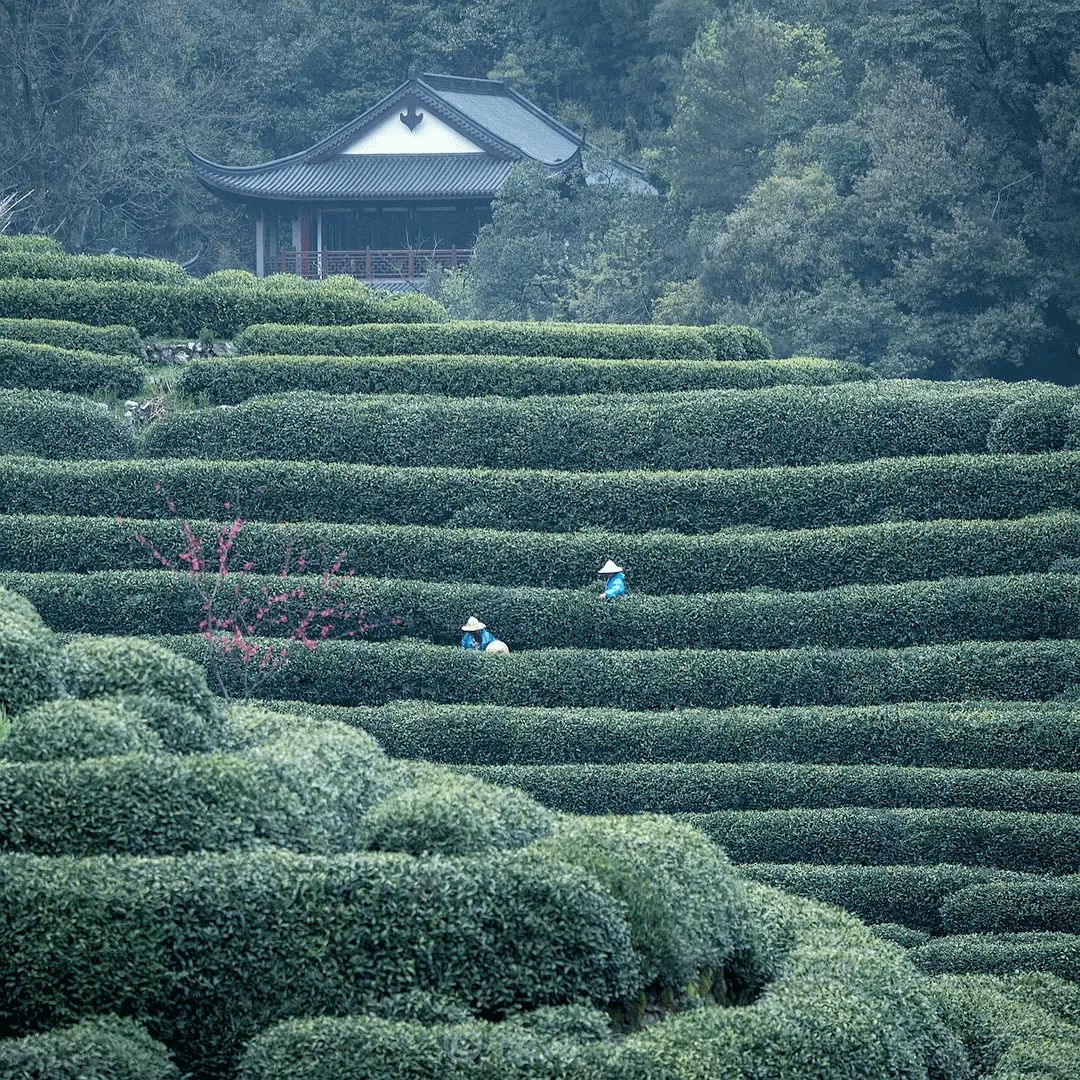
[316,211,324,278]
[254,207,266,278]
[291,210,303,275]
[265,213,278,276]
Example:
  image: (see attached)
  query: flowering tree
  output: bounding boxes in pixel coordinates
[127,485,392,699]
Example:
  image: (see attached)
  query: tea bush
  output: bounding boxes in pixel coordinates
[912,933,1080,982]
[1,451,1075,532]
[742,863,1034,933]
[0,698,165,761]
[0,338,143,395]
[236,884,961,1080]
[150,634,1080,710]
[5,509,1076,594]
[0,276,444,335]
[365,771,553,855]
[683,807,1080,873]
[299,699,1080,771]
[0,587,62,715]
[0,317,141,355]
[941,877,1080,934]
[0,234,64,254]
[531,815,749,990]
[0,1015,179,1080]
[930,974,1080,1077]
[142,381,1066,469]
[62,635,221,727]
[986,386,1079,452]
[0,250,189,284]
[0,390,132,459]
[0,716,395,856]
[178,353,866,403]
[9,568,1074,652]
[233,319,771,360]
[0,848,639,1074]
[464,760,1080,815]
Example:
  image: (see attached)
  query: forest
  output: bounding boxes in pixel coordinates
[3,0,1079,380]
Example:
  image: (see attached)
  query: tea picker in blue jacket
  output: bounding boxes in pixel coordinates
[598,559,627,599]
[461,616,502,651]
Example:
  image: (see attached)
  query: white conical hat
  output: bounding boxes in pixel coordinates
[461,616,487,632]
[598,559,623,575]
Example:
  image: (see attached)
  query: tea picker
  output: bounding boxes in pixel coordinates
[460,616,509,653]
[598,559,627,600]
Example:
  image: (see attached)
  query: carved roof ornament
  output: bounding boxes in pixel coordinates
[400,99,424,131]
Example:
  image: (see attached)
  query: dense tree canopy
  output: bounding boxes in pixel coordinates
[2,0,1077,378]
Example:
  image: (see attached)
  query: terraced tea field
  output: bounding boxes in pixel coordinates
[1,243,1079,1076]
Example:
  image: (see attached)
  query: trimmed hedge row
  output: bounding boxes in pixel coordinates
[932,973,1080,1078]
[10,569,1075,652]
[740,863,1034,933]
[533,816,748,993]
[942,878,1080,934]
[178,353,868,403]
[0,316,141,355]
[0,586,63,716]
[0,234,63,254]
[239,883,955,1080]
[141,381,1064,469]
[6,511,1077,596]
[366,770,552,857]
[0,848,638,1075]
[0,249,188,284]
[294,699,1080,771]
[0,1016,179,1080]
[0,390,132,459]
[233,319,772,360]
[0,698,165,762]
[912,933,1080,983]
[0,276,444,336]
[461,761,1080,815]
[682,808,1080,873]
[987,385,1080,454]
[1,451,1076,532]
[0,337,143,395]
[0,716,395,857]
[145,634,1080,710]
[61,635,222,732]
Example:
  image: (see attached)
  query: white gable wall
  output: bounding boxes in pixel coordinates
[342,109,484,154]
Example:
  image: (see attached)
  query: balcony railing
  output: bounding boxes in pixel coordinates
[271,248,472,281]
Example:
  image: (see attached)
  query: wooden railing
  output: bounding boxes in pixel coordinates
[272,248,472,280]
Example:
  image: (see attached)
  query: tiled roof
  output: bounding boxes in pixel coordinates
[428,81,581,165]
[189,72,651,202]
[190,153,513,201]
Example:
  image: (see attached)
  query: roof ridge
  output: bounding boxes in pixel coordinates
[420,73,509,91]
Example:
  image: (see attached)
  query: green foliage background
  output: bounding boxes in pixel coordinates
[3,0,1079,377]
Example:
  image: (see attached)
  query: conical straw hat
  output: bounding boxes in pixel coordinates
[598,560,623,575]
[461,616,487,632]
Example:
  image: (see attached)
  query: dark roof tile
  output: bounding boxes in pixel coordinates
[189,72,651,202]
[191,153,513,201]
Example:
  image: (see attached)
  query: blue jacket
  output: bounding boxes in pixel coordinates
[603,572,627,600]
[461,628,496,650]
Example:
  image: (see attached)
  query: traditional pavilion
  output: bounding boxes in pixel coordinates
[189,71,651,285]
